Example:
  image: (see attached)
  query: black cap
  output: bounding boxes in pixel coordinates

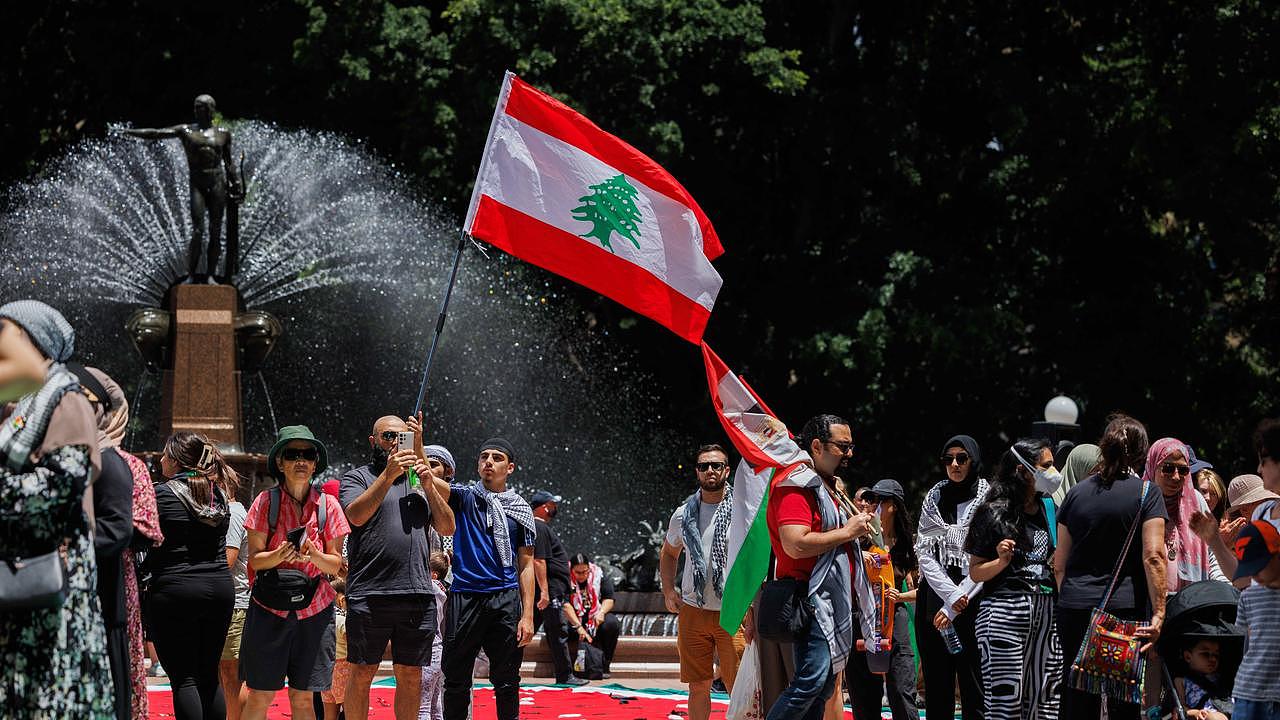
[530,490,562,508]
[480,437,516,463]
[867,478,905,503]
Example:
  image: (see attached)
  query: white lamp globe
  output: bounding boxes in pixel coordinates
[1044,395,1079,425]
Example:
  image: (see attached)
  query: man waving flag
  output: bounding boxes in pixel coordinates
[464,72,724,344]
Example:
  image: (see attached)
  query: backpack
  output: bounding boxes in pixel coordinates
[249,487,328,611]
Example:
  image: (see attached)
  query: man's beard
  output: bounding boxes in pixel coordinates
[369,445,389,472]
[700,476,727,492]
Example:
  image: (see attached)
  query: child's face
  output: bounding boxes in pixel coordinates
[336,593,346,610]
[1183,640,1220,675]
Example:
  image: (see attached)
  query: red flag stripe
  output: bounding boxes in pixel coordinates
[470,196,712,343]
[503,75,724,262]
[701,343,784,470]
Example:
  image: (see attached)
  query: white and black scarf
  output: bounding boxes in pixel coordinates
[469,481,536,567]
[0,364,79,472]
[680,483,733,606]
[917,476,990,570]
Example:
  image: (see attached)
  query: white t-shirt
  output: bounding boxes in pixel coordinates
[665,500,721,611]
[226,501,250,609]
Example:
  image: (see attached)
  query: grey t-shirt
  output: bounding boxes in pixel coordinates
[665,500,721,610]
[339,464,434,606]
[225,501,250,609]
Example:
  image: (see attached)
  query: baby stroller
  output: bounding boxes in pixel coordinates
[1156,580,1245,719]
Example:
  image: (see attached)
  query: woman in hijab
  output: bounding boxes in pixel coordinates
[1051,444,1101,507]
[82,366,164,720]
[70,364,135,720]
[913,434,988,720]
[1143,438,1227,593]
[0,300,114,718]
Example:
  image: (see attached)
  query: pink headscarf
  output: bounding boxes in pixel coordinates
[1141,437,1210,593]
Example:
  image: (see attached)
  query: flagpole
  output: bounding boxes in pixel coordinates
[412,229,469,417]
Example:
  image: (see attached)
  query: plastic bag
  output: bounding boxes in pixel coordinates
[727,641,764,720]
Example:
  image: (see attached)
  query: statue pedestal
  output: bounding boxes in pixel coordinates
[160,284,243,449]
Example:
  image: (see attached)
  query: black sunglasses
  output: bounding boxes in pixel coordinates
[824,440,855,455]
[696,461,727,472]
[1160,463,1190,477]
[942,453,971,466]
[379,430,400,442]
[281,448,318,462]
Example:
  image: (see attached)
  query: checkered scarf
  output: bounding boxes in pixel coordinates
[469,481,536,567]
[0,364,80,472]
[680,483,733,606]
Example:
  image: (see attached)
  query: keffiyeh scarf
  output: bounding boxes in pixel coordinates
[0,363,79,472]
[917,476,990,571]
[569,562,604,632]
[681,483,733,606]
[469,481,536,567]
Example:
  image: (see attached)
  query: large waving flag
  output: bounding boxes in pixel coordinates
[702,342,820,634]
[464,72,724,344]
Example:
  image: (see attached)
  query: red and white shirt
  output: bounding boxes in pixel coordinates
[244,487,350,619]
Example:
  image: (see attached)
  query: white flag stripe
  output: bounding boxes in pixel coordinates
[726,460,769,560]
[474,112,722,310]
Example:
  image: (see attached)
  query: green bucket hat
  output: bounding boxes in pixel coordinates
[266,425,329,478]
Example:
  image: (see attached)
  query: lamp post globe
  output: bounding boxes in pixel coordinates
[1044,395,1079,425]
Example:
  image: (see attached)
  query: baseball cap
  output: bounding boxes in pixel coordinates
[1227,474,1280,510]
[866,479,905,503]
[1232,520,1280,580]
[529,490,562,508]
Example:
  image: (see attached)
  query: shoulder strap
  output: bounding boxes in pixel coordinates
[317,491,327,539]
[268,486,280,535]
[1042,497,1058,547]
[1098,480,1151,611]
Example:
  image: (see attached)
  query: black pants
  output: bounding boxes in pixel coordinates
[915,589,983,720]
[443,588,523,720]
[534,598,573,682]
[1057,606,1143,720]
[846,605,917,720]
[589,613,621,671]
[148,574,234,720]
[105,623,130,720]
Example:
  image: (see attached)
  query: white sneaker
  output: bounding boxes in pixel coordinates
[147,662,166,678]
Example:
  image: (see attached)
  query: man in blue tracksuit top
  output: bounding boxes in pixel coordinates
[426,437,536,720]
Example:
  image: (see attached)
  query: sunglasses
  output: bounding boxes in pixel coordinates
[281,448,318,462]
[1160,463,1191,477]
[824,440,855,455]
[942,453,971,466]
[695,461,727,472]
[379,430,400,442]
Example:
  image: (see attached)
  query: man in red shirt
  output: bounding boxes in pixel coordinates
[765,414,873,720]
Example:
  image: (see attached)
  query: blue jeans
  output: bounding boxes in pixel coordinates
[1236,699,1280,720]
[765,622,834,720]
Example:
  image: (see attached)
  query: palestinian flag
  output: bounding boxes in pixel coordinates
[464,71,724,343]
[702,342,818,634]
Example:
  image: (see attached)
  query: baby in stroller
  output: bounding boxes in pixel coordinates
[1174,638,1230,720]
[1158,581,1244,720]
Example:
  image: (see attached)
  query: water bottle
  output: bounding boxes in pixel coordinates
[940,624,963,655]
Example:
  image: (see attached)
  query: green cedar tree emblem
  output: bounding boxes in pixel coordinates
[571,174,642,252]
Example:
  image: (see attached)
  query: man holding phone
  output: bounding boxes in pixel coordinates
[340,415,455,720]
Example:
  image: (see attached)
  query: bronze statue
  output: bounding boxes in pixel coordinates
[122,95,243,284]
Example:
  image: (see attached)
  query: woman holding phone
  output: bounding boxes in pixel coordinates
[240,426,350,720]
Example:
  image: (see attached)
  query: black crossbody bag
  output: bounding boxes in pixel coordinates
[756,551,813,642]
[250,487,327,612]
[0,473,86,611]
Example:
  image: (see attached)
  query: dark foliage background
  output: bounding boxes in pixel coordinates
[4,1,1278,503]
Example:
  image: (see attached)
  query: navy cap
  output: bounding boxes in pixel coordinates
[1233,520,1280,580]
[529,490,562,508]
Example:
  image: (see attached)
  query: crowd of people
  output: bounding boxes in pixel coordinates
[2,298,1278,720]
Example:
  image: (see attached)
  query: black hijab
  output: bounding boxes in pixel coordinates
[939,434,982,522]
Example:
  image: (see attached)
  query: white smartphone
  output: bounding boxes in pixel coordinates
[396,431,415,453]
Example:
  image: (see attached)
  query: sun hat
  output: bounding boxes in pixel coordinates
[266,425,329,478]
[1227,474,1280,510]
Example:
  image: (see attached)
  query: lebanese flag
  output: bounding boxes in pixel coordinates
[464,72,724,343]
[702,342,819,634]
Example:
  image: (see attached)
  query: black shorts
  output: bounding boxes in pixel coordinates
[239,602,335,692]
[346,593,436,666]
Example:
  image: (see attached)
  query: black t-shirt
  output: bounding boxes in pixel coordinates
[1058,473,1168,611]
[965,498,1055,597]
[534,519,571,600]
[151,481,230,577]
[340,464,434,605]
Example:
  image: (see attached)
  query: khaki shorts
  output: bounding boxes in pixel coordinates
[221,608,247,661]
[676,603,746,686]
